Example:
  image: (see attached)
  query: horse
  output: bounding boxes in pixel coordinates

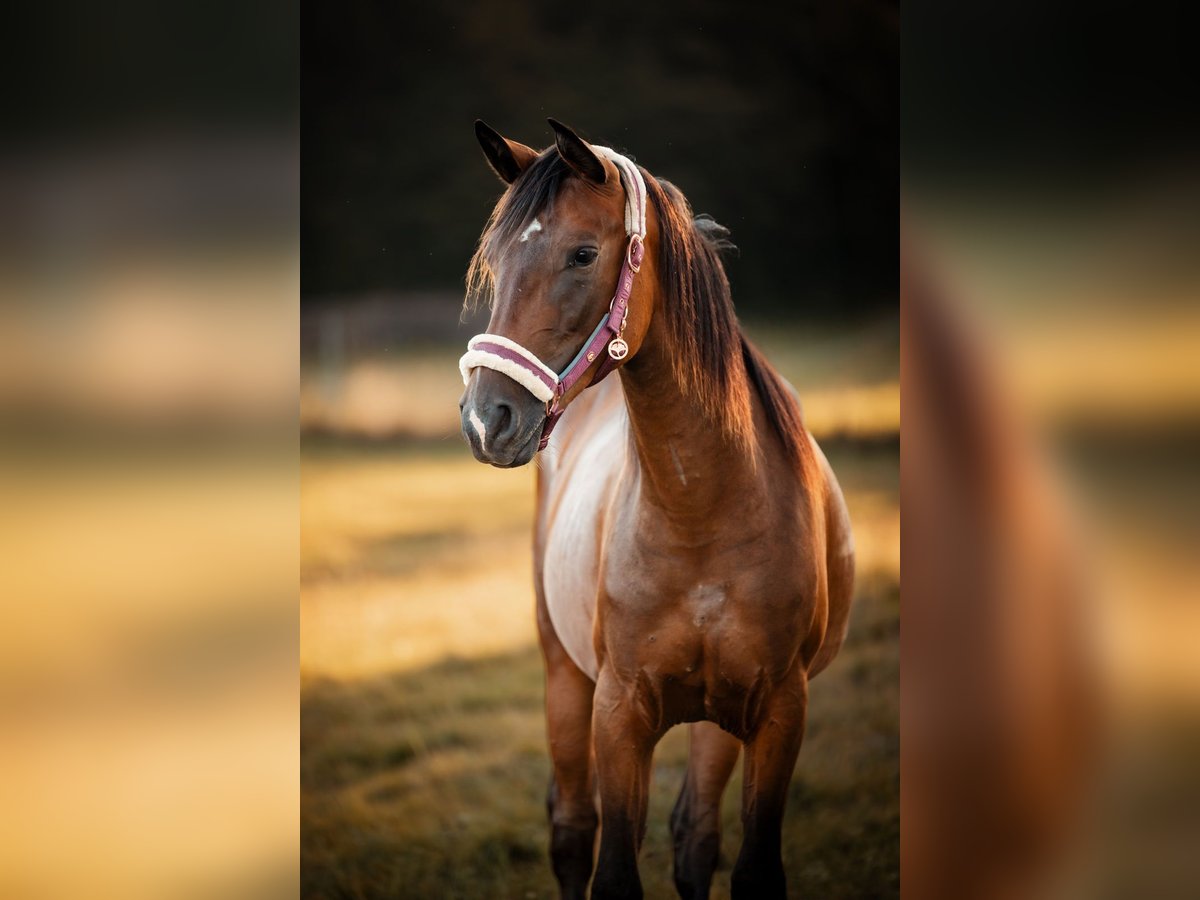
[458,118,855,900]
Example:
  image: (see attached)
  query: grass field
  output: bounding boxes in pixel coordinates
[301,435,899,899]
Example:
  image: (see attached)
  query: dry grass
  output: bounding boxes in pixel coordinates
[301,437,899,899]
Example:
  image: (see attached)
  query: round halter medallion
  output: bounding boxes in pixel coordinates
[607,336,630,360]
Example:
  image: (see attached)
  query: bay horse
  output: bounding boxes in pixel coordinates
[458,119,855,899]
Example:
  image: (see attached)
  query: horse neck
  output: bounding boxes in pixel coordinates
[617,292,761,530]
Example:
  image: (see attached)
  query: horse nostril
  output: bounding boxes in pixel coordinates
[492,400,515,442]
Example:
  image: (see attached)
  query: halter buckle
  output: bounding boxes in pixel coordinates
[545,383,564,417]
[626,233,644,273]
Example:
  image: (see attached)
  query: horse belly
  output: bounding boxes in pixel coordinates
[541,410,626,682]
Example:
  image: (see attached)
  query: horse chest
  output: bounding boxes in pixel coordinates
[613,577,795,659]
[598,569,806,734]
[540,405,628,681]
[619,586,779,736]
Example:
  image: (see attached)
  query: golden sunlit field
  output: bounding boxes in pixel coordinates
[300,320,902,443]
[301,425,899,898]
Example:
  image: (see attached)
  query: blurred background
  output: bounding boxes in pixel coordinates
[0,2,297,898]
[301,1,899,898]
[904,3,1200,898]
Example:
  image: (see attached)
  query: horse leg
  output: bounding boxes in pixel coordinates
[537,599,598,898]
[670,721,741,899]
[731,676,808,900]
[591,669,660,900]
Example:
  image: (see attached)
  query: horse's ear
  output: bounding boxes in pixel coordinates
[475,120,538,184]
[547,118,607,184]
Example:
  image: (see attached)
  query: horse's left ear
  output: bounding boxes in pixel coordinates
[548,118,607,184]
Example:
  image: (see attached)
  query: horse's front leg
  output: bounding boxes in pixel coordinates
[591,667,661,900]
[731,674,808,899]
[541,648,598,898]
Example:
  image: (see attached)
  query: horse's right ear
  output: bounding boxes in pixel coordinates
[475,120,538,185]
[547,118,607,184]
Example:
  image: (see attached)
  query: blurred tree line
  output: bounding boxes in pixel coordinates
[303,0,897,320]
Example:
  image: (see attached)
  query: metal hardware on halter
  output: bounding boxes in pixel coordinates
[606,271,632,361]
[626,233,643,273]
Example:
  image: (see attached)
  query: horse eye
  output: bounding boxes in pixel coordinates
[569,247,598,268]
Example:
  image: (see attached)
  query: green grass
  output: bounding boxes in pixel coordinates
[301,442,899,899]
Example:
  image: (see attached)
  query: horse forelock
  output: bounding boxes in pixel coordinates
[465,151,572,312]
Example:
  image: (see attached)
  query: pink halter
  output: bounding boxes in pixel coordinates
[459,148,648,450]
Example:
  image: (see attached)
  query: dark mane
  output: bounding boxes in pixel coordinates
[647,176,808,462]
[465,151,808,463]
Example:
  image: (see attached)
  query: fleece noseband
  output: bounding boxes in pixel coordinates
[459,148,647,450]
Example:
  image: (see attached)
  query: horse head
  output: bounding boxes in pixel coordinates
[458,119,653,467]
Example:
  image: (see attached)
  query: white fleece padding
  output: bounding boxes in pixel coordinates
[466,333,559,383]
[458,349,557,403]
[459,332,561,402]
[592,147,647,238]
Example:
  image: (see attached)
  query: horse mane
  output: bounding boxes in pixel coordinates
[648,176,808,463]
[464,149,808,463]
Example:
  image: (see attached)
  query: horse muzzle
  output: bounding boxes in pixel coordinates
[459,371,545,468]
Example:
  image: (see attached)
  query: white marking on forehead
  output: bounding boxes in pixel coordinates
[468,408,487,447]
[519,217,543,242]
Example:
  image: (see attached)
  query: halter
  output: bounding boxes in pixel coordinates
[459,148,648,450]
